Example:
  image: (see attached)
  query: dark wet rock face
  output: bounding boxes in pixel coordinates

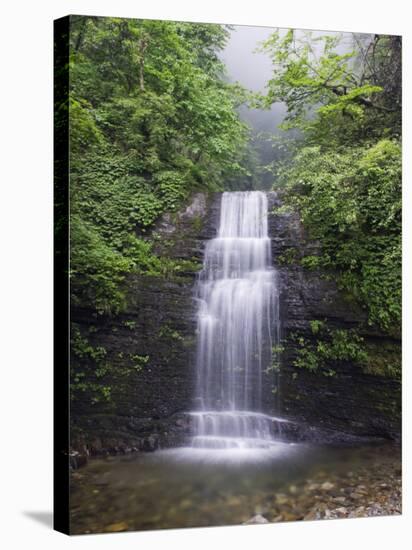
[70,191,400,457]
[265,192,401,441]
[71,193,220,456]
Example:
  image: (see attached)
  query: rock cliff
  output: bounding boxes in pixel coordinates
[265,192,401,440]
[70,191,401,458]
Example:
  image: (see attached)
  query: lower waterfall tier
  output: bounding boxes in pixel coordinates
[189,410,289,450]
[192,436,282,450]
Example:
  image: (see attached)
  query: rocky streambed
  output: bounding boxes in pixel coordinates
[259,454,401,522]
[69,441,401,534]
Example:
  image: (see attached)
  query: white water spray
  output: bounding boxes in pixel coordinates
[190,191,283,452]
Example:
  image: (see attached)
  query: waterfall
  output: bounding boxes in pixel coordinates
[190,191,282,451]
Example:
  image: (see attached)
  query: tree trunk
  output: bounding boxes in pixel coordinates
[139,37,148,92]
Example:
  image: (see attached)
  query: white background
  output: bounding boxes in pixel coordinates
[0,0,410,548]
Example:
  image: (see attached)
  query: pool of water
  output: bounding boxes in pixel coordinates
[70,442,401,534]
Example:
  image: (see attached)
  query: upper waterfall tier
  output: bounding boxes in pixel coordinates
[194,191,279,414]
[218,191,269,238]
[201,237,271,280]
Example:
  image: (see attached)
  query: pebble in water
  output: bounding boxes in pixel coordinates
[244,514,269,525]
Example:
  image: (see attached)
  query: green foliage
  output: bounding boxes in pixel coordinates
[69,95,104,154]
[70,215,132,314]
[70,325,112,404]
[158,325,184,342]
[263,30,401,344]
[129,354,149,372]
[191,215,203,233]
[291,326,368,376]
[265,361,281,374]
[363,341,401,379]
[293,344,320,373]
[300,255,322,270]
[265,344,285,374]
[70,322,152,403]
[272,344,285,355]
[277,247,299,265]
[309,320,325,335]
[260,31,401,146]
[69,16,248,315]
[154,171,189,211]
[272,203,294,215]
[71,326,107,361]
[277,140,401,332]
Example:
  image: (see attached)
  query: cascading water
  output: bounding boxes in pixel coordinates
[189,191,285,454]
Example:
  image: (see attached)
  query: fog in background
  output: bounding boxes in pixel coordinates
[219,25,360,189]
[220,25,287,134]
[220,26,359,134]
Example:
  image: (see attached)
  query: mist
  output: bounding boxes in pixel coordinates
[220,25,287,133]
[220,25,361,134]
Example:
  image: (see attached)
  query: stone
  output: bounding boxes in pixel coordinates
[275,494,289,505]
[282,512,301,521]
[321,482,335,491]
[180,192,207,220]
[105,522,128,532]
[243,514,269,525]
[69,450,88,470]
[304,508,320,521]
[142,434,159,452]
